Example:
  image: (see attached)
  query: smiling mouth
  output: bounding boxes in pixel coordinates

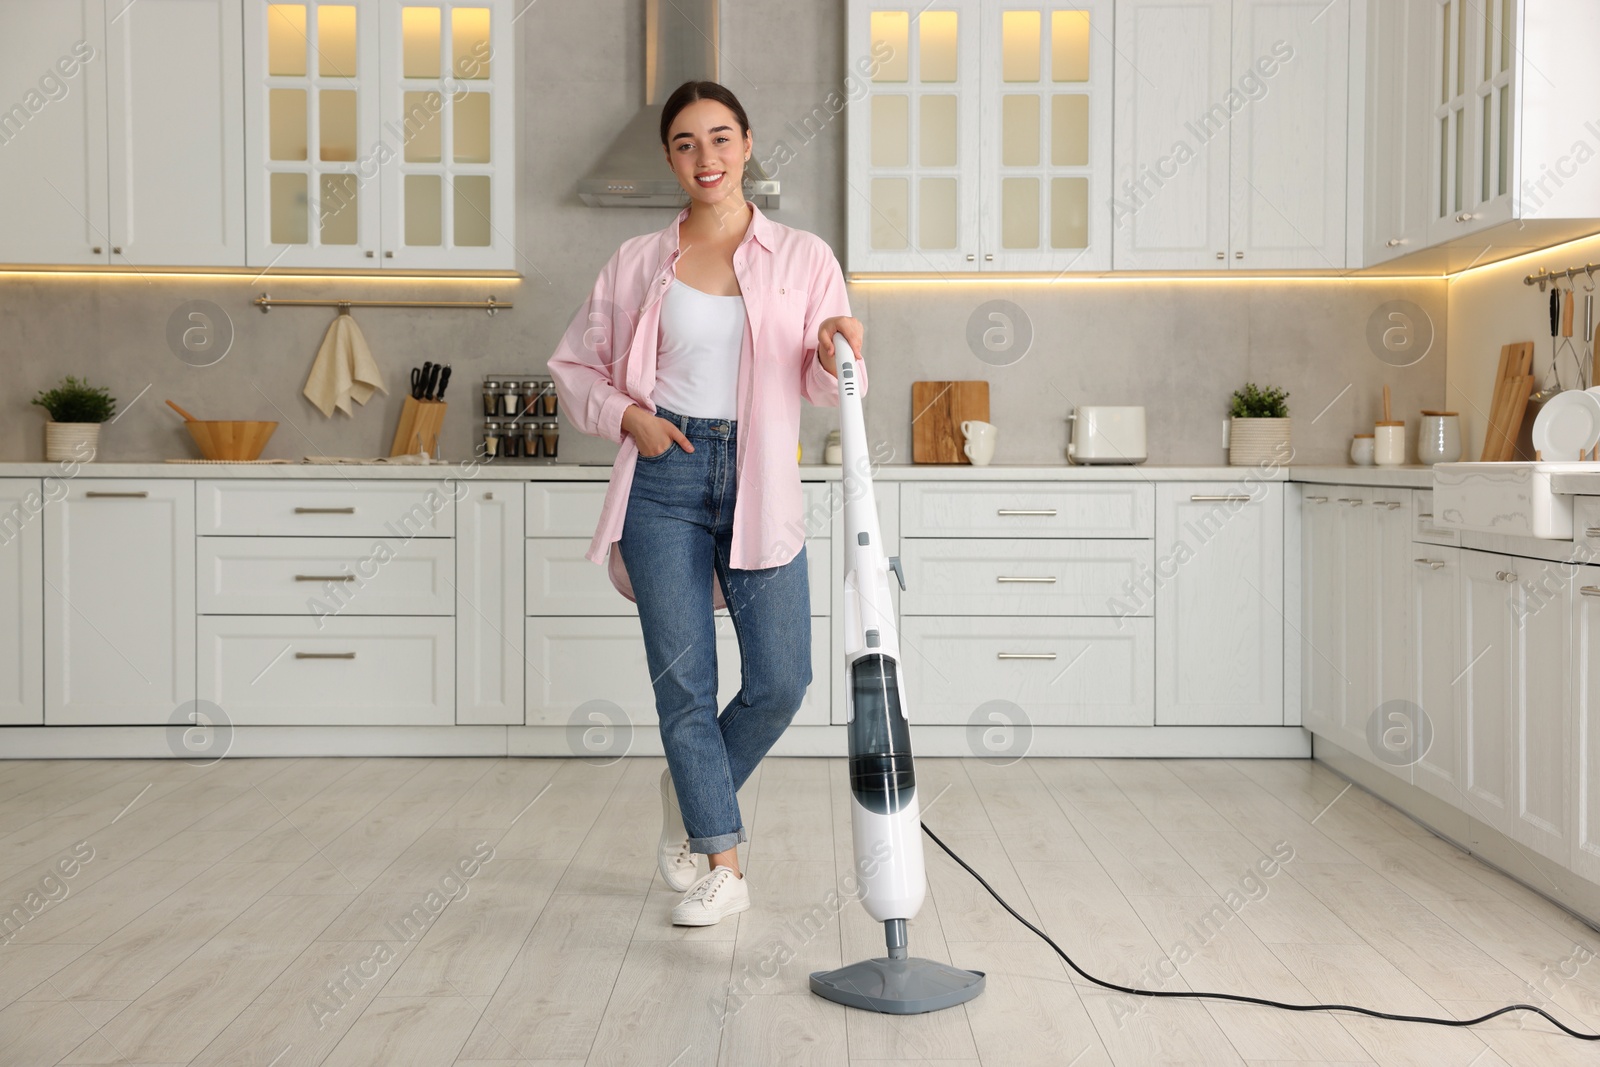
[695,172,724,187]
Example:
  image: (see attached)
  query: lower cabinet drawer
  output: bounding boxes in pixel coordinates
[898,538,1151,616]
[526,538,829,616]
[198,616,453,725]
[898,616,1153,726]
[198,537,454,615]
[197,480,453,537]
[525,615,830,728]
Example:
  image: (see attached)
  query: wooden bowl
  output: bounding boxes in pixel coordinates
[185,420,278,461]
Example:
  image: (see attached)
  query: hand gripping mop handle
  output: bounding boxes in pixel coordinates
[810,335,986,1015]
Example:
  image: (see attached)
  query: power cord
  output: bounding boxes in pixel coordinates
[919,820,1600,1041]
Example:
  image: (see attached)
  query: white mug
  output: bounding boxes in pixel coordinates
[961,420,997,466]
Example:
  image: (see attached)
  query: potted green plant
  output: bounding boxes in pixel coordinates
[32,376,116,462]
[1227,382,1291,466]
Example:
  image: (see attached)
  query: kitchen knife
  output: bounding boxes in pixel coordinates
[425,363,442,400]
[435,365,452,401]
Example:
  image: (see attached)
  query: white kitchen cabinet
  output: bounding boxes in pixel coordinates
[898,537,1151,616]
[0,0,246,267]
[846,0,1112,273]
[1113,0,1347,270]
[902,615,1153,726]
[0,481,44,726]
[1415,0,1600,264]
[106,0,246,265]
[1458,549,1515,836]
[1365,490,1414,775]
[1227,0,1348,269]
[457,481,523,725]
[1330,489,1373,752]
[1509,556,1571,865]
[1154,483,1283,726]
[1458,549,1572,862]
[1110,0,1230,271]
[243,0,516,270]
[0,1,108,265]
[1361,0,1433,266]
[1574,569,1600,884]
[44,481,195,725]
[197,535,455,615]
[199,614,453,725]
[1409,546,1461,803]
[1299,488,1342,738]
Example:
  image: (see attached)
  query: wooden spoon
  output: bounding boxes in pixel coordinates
[1382,384,1392,424]
[166,399,200,422]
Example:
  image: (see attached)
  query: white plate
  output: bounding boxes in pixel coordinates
[1531,389,1600,459]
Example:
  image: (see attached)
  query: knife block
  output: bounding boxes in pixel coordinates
[390,396,447,457]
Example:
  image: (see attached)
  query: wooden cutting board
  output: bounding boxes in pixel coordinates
[912,381,990,463]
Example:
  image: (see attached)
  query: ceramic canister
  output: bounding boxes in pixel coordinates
[1417,411,1462,465]
[1374,421,1406,466]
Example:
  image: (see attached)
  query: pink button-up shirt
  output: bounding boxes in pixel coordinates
[548,202,868,608]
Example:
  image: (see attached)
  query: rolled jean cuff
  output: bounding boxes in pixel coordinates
[690,826,749,855]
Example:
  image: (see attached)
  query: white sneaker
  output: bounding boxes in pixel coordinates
[671,866,749,926]
[659,768,698,891]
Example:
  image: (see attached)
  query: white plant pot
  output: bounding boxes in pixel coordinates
[1228,417,1291,467]
[46,422,101,462]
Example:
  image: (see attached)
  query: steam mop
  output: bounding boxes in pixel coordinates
[808,335,987,1014]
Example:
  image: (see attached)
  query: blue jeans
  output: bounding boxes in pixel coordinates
[618,405,813,856]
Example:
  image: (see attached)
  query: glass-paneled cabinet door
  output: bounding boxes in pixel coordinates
[1428,0,1475,244]
[847,1,982,273]
[979,1,1111,271]
[378,0,515,270]
[244,0,382,268]
[1469,0,1515,229]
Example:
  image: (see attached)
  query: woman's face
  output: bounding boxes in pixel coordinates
[663,99,752,207]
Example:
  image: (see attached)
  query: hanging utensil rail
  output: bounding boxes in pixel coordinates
[1524,263,1600,291]
[254,293,510,314]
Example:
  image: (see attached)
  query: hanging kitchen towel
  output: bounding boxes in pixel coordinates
[303,310,387,417]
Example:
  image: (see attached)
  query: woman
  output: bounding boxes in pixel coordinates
[548,80,868,926]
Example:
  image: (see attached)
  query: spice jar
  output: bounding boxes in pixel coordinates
[541,421,560,459]
[522,421,540,458]
[482,380,500,417]
[483,421,501,458]
[542,381,558,417]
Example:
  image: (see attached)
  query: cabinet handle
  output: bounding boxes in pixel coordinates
[984,254,994,262]
[966,254,975,262]
[1235,251,1244,259]
[1386,238,1408,247]
[365,250,375,258]
[1586,527,1600,539]
[1305,495,1329,503]
[84,491,149,498]
[997,652,1057,660]
[1338,498,1364,506]
[997,508,1056,516]
[996,575,1056,583]
[1582,586,1600,598]
[1375,501,1403,510]
[385,251,394,258]
[1496,570,1518,583]
[484,491,495,500]
[294,506,357,514]
[1457,212,1475,223]
[1413,558,1446,569]
[1191,495,1252,503]
[295,651,357,659]
[111,246,121,255]
[1418,512,1434,519]
[92,245,103,254]
[1216,251,1225,260]
[295,574,355,582]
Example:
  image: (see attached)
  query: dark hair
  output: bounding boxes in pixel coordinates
[660,82,753,187]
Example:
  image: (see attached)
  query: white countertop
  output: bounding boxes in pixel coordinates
[0,460,1576,493]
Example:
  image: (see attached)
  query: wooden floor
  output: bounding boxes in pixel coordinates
[2,755,1599,1066]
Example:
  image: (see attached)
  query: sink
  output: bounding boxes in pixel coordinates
[1431,461,1599,539]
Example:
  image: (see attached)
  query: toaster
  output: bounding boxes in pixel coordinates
[1067,406,1147,464]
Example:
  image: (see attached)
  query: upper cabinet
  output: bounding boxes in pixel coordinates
[243,0,517,270]
[1362,0,1600,272]
[846,0,1113,273]
[1114,0,1348,271]
[0,0,244,267]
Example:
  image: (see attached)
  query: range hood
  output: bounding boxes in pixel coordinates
[577,0,779,208]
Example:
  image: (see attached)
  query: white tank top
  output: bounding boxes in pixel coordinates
[652,278,745,420]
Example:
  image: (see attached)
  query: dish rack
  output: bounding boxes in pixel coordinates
[481,374,562,461]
